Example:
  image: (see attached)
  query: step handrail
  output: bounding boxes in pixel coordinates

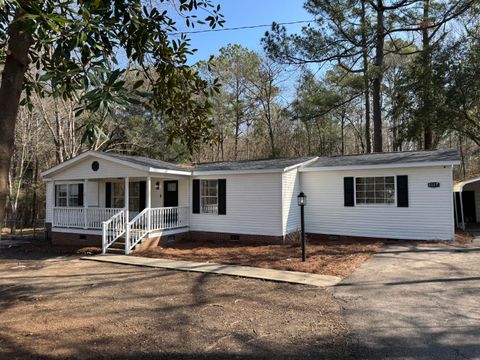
[102,209,127,254]
[125,207,150,254]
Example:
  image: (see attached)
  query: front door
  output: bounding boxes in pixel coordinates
[164,180,178,207]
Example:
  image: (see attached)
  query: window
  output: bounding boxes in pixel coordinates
[355,176,395,205]
[111,182,141,211]
[55,184,82,207]
[68,184,81,206]
[55,184,68,207]
[112,183,124,208]
[201,180,218,214]
[129,182,140,212]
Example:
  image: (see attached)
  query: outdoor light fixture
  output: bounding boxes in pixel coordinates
[297,192,307,206]
[155,182,160,190]
[297,192,307,262]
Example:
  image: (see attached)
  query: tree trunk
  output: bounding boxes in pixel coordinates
[361,0,372,154]
[341,115,345,155]
[372,1,384,153]
[422,0,433,150]
[0,7,33,226]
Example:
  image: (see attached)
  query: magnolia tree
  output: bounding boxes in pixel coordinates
[0,0,223,223]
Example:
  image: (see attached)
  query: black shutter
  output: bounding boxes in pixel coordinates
[218,179,226,215]
[192,179,200,214]
[344,177,354,207]
[397,175,409,207]
[139,181,146,210]
[105,182,112,208]
[54,184,57,206]
[78,184,84,206]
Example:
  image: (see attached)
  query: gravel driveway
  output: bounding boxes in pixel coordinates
[334,240,480,359]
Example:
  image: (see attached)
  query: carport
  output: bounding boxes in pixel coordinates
[453,177,480,230]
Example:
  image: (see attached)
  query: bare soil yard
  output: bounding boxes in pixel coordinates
[135,238,384,278]
[0,241,354,359]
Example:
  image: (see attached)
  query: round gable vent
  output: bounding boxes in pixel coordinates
[91,161,100,171]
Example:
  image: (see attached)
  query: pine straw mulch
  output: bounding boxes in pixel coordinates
[134,237,385,278]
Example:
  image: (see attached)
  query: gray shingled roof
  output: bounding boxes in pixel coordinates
[105,152,192,172]
[193,157,316,172]
[306,149,459,168]
[101,149,459,173]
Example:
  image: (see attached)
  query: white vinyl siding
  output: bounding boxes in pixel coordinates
[282,168,301,235]
[190,173,283,236]
[302,166,454,240]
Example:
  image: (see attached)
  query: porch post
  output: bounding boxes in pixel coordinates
[459,190,466,231]
[52,180,56,227]
[83,179,88,229]
[125,177,129,221]
[147,176,151,231]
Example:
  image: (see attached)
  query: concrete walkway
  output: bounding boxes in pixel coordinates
[82,254,341,287]
[334,240,480,359]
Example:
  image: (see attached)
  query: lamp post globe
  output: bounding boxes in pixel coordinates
[297,192,307,206]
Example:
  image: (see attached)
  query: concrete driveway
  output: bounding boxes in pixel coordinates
[334,240,480,359]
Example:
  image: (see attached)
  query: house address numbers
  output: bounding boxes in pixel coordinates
[428,182,440,188]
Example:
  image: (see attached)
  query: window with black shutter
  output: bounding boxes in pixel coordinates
[344,177,354,207]
[396,175,409,207]
[54,183,83,207]
[192,179,200,214]
[218,179,226,215]
[105,182,112,208]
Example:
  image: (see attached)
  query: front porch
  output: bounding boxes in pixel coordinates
[52,206,190,232]
[50,175,190,254]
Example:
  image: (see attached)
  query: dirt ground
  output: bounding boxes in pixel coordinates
[0,241,354,360]
[135,238,384,278]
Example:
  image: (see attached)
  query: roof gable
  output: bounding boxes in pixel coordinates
[42,151,191,178]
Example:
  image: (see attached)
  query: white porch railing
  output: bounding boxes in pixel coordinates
[150,206,189,231]
[124,206,190,254]
[53,207,85,228]
[102,209,127,254]
[53,207,124,229]
[53,206,191,254]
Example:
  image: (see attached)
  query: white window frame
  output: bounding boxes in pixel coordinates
[200,179,218,214]
[112,182,125,209]
[55,183,82,207]
[111,181,141,211]
[354,176,396,206]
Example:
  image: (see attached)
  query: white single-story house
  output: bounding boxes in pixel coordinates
[41,149,460,254]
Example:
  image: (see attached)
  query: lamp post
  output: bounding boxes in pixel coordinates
[297,192,307,262]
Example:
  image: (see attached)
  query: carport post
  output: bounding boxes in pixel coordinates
[453,193,459,228]
[459,190,466,231]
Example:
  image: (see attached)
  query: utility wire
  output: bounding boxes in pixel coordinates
[171,19,314,35]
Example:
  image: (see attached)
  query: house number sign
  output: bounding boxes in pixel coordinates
[428,182,440,188]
